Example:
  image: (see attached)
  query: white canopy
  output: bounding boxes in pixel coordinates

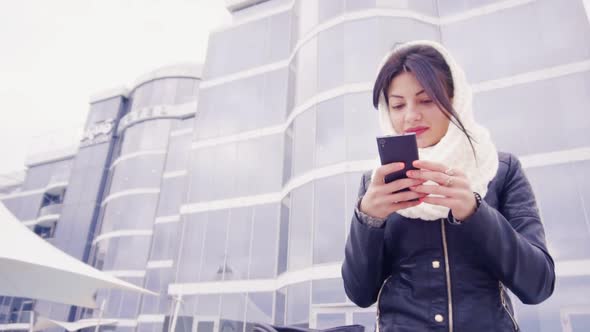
[34,317,118,331]
[0,202,157,308]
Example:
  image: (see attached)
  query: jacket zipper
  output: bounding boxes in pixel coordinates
[441,219,454,332]
[499,282,519,331]
[375,275,392,332]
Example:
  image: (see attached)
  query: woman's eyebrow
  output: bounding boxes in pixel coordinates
[390,90,426,98]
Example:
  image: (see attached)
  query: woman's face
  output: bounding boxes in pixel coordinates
[387,71,451,148]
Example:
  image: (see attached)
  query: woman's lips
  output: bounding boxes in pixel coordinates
[406,128,429,136]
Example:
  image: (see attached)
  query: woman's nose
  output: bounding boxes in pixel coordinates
[406,105,423,121]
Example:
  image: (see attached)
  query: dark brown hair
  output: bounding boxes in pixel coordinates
[372,44,477,158]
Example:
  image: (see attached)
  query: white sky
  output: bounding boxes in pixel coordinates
[0,0,231,174]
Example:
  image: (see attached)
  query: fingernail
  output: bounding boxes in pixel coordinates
[398,162,405,168]
[419,197,425,203]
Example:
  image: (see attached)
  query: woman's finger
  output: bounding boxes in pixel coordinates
[385,199,423,214]
[372,162,405,185]
[413,160,465,177]
[382,190,426,204]
[380,178,425,194]
[407,170,469,188]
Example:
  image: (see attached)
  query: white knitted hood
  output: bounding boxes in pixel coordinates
[372,40,499,221]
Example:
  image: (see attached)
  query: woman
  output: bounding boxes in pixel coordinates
[341,40,555,332]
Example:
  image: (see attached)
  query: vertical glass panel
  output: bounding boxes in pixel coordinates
[294,39,318,106]
[269,11,292,62]
[288,184,313,270]
[317,26,344,92]
[199,210,229,282]
[235,135,284,197]
[220,294,246,332]
[209,143,238,201]
[344,92,379,162]
[176,214,207,283]
[274,289,286,326]
[150,79,165,106]
[319,0,345,22]
[156,176,187,217]
[118,288,141,318]
[313,175,345,264]
[120,123,143,155]
[188,146,215,202]
[292,110,316,177]
[440,0,590,83]
[283,126,294,185]
[312,278,346,304]
[249,204,279,279]
[225,207,253,280]
[138,120,172,151]
[315,98,345,167]
[149,222,180,261]
[196,294,221,316]
[277,200,290,275]
[175,78,197,104]
[165,133,191,172]
[526,162,590,260]
[286,282,310,327]
[245,292,274,328]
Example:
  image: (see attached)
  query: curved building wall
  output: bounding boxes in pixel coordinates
[86,71,200,328]
[172,0,590,331]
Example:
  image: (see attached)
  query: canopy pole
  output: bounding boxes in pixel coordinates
[29,310,34,332]
[94,299,106,332]
[169,295,182,332]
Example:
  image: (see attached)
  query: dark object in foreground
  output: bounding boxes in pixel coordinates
[253,323,366,332]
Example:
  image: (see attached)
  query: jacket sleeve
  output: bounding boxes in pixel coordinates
[341,173,391,308]
[457,154,556,304]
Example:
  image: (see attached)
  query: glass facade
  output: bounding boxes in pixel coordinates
[1,1,590,332]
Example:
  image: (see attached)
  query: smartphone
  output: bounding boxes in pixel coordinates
[376,133,419,186]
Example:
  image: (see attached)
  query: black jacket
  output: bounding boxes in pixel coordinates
[341,152,555,332]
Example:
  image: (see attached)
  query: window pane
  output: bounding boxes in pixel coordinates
[220,293,246,332]
[225,207,253,280]
[312,279,346,304]
[245,292,273,327]
[313,175,345,264]
[315,98,345,167]
[292,110,316,177]
[288,184,313,270]
[286,282,310,327]
[200,210,229,282]
[249,204,279,279]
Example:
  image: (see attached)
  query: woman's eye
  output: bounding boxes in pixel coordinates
[421,100,433,104]
[391,104,404,110]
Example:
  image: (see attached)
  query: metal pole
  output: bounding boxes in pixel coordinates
[29,310,34,332]
[169,295,182,332]
[94,299,106,332]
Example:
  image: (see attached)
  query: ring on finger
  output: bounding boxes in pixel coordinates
[444,176,455,187]
[444,167,456,176]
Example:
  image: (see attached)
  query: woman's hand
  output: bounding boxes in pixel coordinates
[406,160,477,221]
[360,162,428,220]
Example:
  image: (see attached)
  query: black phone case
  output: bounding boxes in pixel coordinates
[376,133,419,186]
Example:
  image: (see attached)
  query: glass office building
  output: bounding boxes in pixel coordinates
[2,0,590,331]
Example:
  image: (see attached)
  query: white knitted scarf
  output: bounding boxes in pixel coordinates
[371,40,499,221]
